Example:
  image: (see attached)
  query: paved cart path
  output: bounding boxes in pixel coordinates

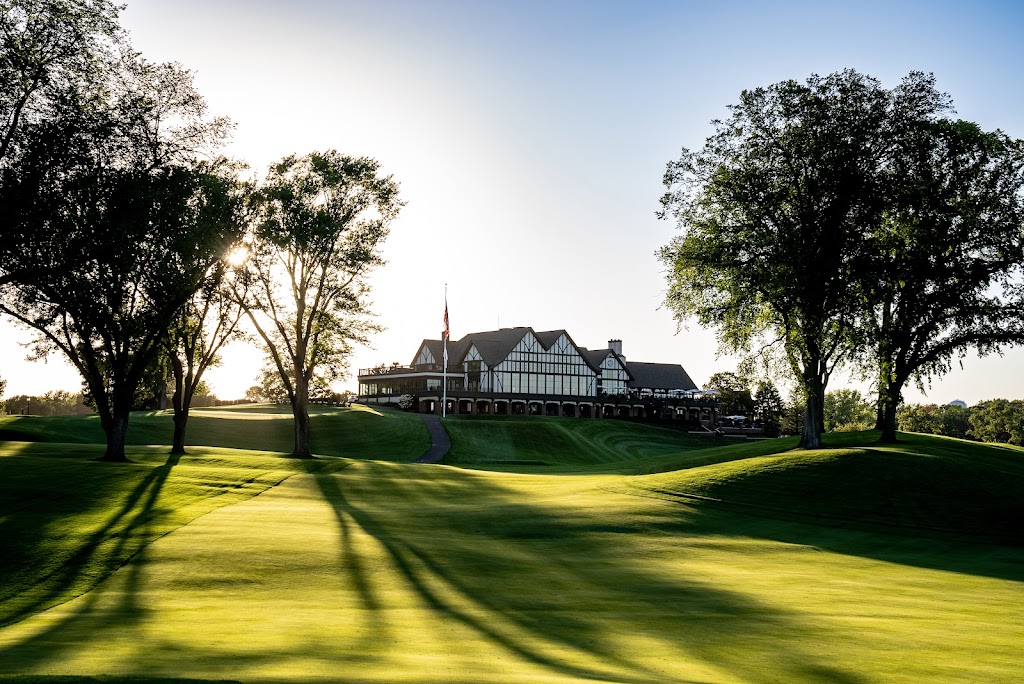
[414,414,451,463]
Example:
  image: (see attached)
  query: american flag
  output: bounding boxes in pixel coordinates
[443,300,449,340]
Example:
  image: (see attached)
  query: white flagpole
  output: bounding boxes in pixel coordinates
[442,283,448,418]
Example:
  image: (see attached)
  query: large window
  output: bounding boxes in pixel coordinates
[467,360,481,391]
[601,356,628,395]
[493,333,596,396]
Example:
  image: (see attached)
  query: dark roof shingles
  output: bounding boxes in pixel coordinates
[625,361,697,391]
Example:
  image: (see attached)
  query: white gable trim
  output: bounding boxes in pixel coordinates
[514,330,540,353]
[414,343,435,365]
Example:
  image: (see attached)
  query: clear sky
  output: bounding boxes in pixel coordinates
[3,0,1024,405]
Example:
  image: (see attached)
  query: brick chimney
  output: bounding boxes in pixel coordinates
[608,339,623,358]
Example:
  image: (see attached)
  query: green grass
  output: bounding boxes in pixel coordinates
[0,441,350,628]
[0,677,240,683]
[624,431,1024,541]
[2,416,1024,682]
[441,414,729,468]
[0,404,429,461]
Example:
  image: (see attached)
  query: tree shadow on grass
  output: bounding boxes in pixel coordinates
[311,464,869,684]
[0,460,870,683]
[0,455,360,679]
[0,453,181,673]
[646,493,1024,585]
[624,436,1024,583]
[0,451,181,629]
[313,472,391,661]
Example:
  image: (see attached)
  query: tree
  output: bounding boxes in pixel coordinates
[244,364,286,404]
[897,403,973,440]
[1,0,125,289]
[5,389,90,415]
[660,70,894,448]
[968,399,1024,446]
[0,0,122,165]
[936,404,972,440]
[752,381,784,436]
[167,262,246,454]
[235,150,402,458]
[823,388,874,432]
[244,385,267,404]
[780,391,806,437]
[895,403,941,436]
[128,350,172,411]
[858,99,1024,442]
[658,70,1024,448]
[705,371,754,417]
[0,53,240,461]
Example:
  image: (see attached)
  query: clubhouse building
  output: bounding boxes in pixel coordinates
[357,327,719,425]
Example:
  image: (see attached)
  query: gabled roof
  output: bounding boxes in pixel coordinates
[534,329,568,349]
[412,339,442,366]
[625,361,697,391]
[412,328,526,368]
[413,340,437,365]
[413,327,591,369]
[414,337,473,366]
[580,348,610,370]
[457,327,531,366]
[578,347,634,379]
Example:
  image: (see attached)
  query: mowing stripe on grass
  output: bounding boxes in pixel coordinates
[2,458,1023,682]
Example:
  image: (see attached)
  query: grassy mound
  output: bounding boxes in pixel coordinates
[0,404,428,461]
[627,431,1024,541]
[442,415,727,467]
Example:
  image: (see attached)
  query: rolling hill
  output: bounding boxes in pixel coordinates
[2,410,1024,682]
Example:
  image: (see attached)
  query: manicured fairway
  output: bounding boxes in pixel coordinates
[441,414,729,469]
[1,428,1023,683]
[0,442,349,628]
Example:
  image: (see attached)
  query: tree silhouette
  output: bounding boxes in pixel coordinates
[659,69,1024,448]
[0,51,241,461]
[859,111,1024,442]
[234,150,402,458]
[168,261,248,454]
[660,70,891,448]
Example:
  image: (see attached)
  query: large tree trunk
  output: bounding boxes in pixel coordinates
[877,375,907,443]
[99,377,143,462]
[799,373,825,449]
[171,403,190,454]
[170,356,189,455]
[874,356,895,433]
[101,412,130,462]
[879,398,900,443]
[290,374,313,459]
[94,379,131,462]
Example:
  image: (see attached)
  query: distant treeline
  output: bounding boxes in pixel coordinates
[0,390,261,416]
[704,379,1023,447]
[3,390,91,416]
[897,400,1024,446]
